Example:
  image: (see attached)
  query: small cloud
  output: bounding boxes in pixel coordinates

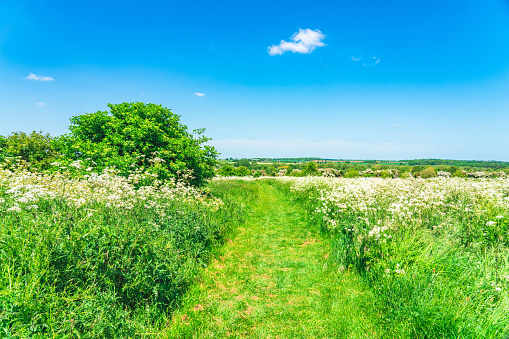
[26,73,54,81]
[194,92,205,97]
[363,56,380,67]
[140,92,145,96]
[393,123,403,127]
[350,54,380,67]
[268,28,326,56]
[35,102,45,106]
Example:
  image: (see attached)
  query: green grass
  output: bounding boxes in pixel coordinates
[278,177,509,338]
[165,181,379,338]
[0,175,250,338]
[4,173,508,338]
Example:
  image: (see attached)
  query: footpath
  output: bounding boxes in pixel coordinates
[165,182,378,338]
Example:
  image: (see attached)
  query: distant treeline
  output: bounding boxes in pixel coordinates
[222,158,509,169]
[402,159,509,169]
[218,157,509,178]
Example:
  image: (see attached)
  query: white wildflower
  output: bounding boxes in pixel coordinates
[7,205,21,212]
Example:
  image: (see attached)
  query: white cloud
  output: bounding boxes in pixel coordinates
[268,28,326,56]
[393,123,403,127]
[194,92,205,97]
[350,55,380,67]
[26,73,54,81]
[35,102,45,106]
[363,56,380,67]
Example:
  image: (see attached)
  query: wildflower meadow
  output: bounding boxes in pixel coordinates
[277,176,509,337]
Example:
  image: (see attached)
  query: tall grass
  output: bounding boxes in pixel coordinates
[0,164,250,338]
[276,177,509,338]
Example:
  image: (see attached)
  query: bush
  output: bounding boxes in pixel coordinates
[419,167,437,179]
[453,170,465,177]
[345,169,359,178]
[302,162,318,176]
[235,166,251,176]
[55,102,217,186]
[0,131,58,169]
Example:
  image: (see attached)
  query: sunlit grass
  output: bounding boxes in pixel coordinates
[279,176,509,337]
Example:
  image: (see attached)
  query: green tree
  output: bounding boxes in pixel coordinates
[419,167,437,179]
[234,159,251,168]
[0,131,58,169]
[302,161,318,175]
[235,166,251,176]
[218,164,236,176]
[56,102,217,186]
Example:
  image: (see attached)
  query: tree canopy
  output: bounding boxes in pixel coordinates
[0,131,58,169]
[56,102,218,186]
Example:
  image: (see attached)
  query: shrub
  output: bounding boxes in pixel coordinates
[419,167,437,179]
[218,164,236,176]
[55,102,217,186]
[0,131,58,169]
[345,169,359,178]
[235,166,251,176]
[302,162,318,176]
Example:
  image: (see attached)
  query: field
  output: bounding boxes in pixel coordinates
[1,165,509,337]
[277,176,509,337]
[0,161,252,337]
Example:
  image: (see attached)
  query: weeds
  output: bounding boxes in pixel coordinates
[0,166,247,337]
[277,176,509,338]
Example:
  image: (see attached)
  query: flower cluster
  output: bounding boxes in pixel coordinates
[0,161,223,214]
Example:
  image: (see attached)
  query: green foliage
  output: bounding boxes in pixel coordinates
[345,169,359,178]
[233,159,251,168]
[302,161,318,176]
[235,166,251,176]
[218,164,252,176]
[411,165,425,174]
[56,102,217,186]
[453,169,465,177]
[0,131,58,169]
[0,177,248,337]
[419,166,437,179]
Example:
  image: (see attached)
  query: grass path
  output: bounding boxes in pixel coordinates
[165,182,379,338]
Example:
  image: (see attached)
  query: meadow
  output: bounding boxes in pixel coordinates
[2,156,509,338]
[0,159,254,338]
[276,176,509,337]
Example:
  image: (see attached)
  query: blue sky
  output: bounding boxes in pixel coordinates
[1,0,509,160]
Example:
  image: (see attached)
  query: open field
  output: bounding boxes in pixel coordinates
[2,168,509,338]
[277,176,509,337]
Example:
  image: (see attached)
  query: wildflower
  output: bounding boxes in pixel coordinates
[486,221,497,226]
[496,215,504,219]
[7,205,21,212]
[495,287,502,292]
